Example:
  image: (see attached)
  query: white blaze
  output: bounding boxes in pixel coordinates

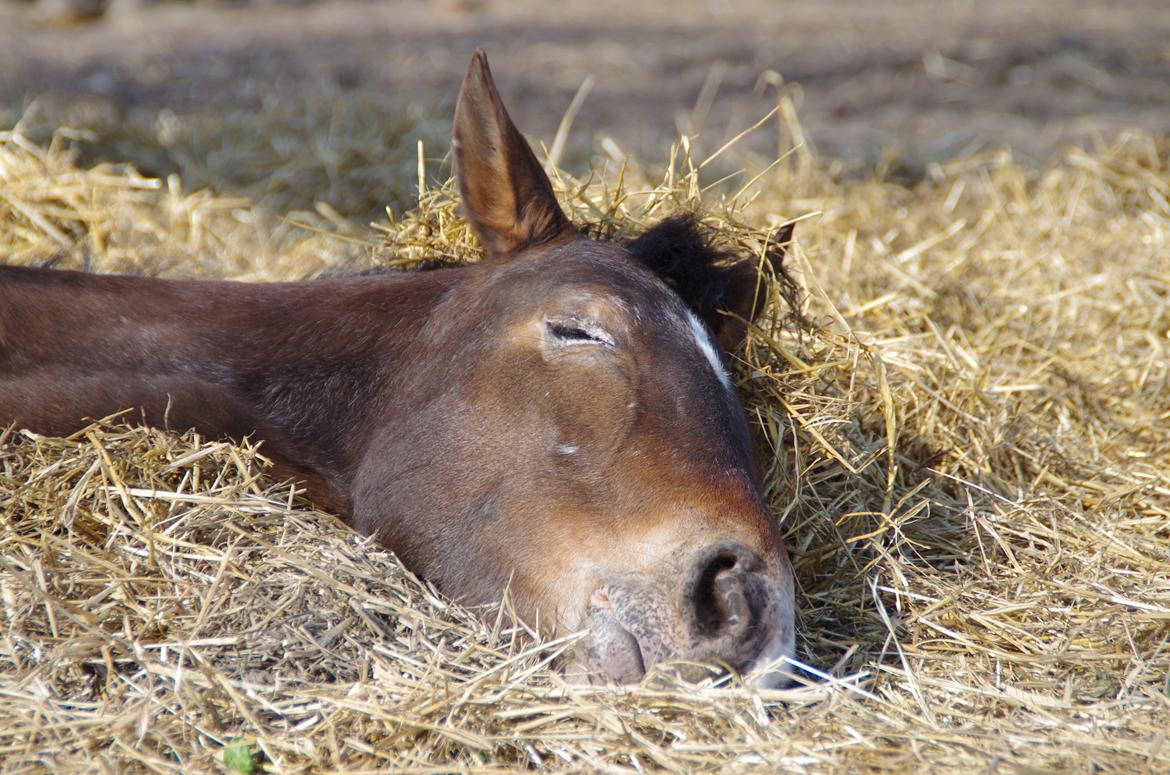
[685,309,733,392]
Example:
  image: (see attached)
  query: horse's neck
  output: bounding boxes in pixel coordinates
[0,266,449,493]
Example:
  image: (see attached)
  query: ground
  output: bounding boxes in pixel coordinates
[3,0,1170,174]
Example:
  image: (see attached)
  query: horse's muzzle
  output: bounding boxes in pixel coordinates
[579,540,795,686]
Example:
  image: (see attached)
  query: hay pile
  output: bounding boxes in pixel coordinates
[1,109,1168,773]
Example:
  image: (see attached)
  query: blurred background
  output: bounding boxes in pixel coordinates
[2,0,1169,219]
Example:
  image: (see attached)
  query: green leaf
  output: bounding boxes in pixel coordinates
[223,737,255,775]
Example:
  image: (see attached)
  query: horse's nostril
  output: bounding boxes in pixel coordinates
[688,543,757,640]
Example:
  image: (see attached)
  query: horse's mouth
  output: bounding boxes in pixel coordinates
[581,587,648,684]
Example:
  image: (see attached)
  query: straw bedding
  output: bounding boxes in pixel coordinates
[0,107,1167,773]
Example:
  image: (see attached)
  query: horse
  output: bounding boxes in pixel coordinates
[0,51,797,687]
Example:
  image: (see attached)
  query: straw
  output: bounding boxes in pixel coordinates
[1,110,1168,772]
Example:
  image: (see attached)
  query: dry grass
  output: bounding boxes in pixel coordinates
[1,99,1168,773]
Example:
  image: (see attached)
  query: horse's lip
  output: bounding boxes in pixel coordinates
[601,619,647,682]
[585,586,648,684]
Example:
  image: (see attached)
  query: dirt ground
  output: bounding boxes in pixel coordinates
[2,0,1170,174]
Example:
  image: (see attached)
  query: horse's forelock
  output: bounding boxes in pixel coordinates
[625,215,739,329]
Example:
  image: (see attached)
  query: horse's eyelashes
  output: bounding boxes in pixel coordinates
[548,322,599,343]
[547,320,615,347]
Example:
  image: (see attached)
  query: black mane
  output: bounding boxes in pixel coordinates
[627,214,793,348]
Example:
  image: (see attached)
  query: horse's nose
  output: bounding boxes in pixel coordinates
[683,542,767,658]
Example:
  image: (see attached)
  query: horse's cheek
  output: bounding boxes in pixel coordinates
[543,364,633,463]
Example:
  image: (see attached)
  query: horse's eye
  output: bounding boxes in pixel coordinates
[547,319,615,347]
[549,322,597,342]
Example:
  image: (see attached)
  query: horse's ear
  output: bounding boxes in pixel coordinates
[713,222,795,351]
[453,50,576,260]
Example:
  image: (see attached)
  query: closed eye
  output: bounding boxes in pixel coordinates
[546,319,615,347]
